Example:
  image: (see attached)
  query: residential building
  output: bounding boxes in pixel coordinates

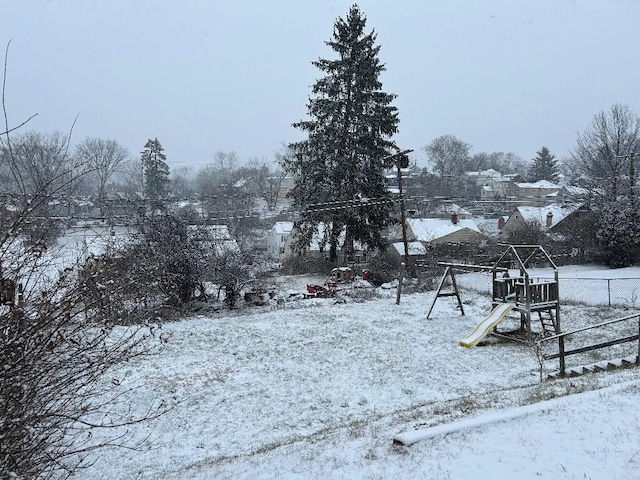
[267,221,293,258]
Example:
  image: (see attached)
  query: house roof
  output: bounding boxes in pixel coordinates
[515,180,561,189]
[391,241,427,256]
[562,185,589,195]
[407,218,481,242]
[272,221,293,235]
[466,168,502,178]
[434,203,472,216]
[514,204,581,228]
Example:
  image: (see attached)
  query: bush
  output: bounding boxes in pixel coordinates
[365,249,401,285]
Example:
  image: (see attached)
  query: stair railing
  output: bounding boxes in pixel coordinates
[538,312,640,377]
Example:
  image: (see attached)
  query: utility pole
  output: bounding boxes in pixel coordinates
[383,149,413,267]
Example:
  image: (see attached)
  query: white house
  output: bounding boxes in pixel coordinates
[267,221,294,258]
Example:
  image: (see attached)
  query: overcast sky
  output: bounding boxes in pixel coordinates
[3,1,640,169]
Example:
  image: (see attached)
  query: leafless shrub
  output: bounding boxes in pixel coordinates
[0,42,168,479]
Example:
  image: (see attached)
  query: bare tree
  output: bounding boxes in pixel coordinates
[470,151,527,174]
[424,134,472,178]
[170,165,195,199]
[245,155,287,211]
[0,43,169,479]
[572,103,640,200]
[113,158,144,198]
[1,130,78,198]
[212,150,238,188]
[75,137,130,215]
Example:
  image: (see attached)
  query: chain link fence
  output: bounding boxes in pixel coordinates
[452,272,640,308]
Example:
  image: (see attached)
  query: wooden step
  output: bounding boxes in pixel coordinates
[547,356,639,379]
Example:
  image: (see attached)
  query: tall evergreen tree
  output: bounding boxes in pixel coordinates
[286,4,400,261]
[141,138,170,202]
[528,146,559,182]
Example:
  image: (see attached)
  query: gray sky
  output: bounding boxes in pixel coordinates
[3,1,640,169]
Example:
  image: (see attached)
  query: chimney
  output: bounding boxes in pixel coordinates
[451,212,458,225]
[546,211,553,227]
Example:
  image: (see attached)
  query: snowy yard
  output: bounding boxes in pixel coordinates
[78,271,640,480]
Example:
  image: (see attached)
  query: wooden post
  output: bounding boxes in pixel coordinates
[450,268,464,316]
[397,163,410,267]
[558,336,566,376]
[396,262,405,305]
[427,266,466,318]
[637,316,640,365]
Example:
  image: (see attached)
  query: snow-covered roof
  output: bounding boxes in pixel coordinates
[515,180,561,189]
[391,241,427,256]
[563,185,589,195]
[272,221,293,235]
[407,218,481,242]
[515,204,581,228]
[434,203,472,216]
[466,168,502,178]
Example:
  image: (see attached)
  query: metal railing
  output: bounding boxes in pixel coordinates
[538,313,640,376]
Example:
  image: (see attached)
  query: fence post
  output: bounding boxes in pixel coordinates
[558,336,566,376]
[637,316,640,365]
[608,279,611,306]
[396,262,405,306]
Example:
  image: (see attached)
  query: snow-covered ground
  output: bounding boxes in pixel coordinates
[76,270,640,480]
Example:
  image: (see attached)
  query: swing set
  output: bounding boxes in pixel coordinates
[427,245,561,344]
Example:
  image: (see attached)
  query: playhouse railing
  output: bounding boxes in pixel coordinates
[493,278,559,306]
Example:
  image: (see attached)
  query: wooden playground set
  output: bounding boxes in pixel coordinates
[427,244,640,378]
[428,244,561,341]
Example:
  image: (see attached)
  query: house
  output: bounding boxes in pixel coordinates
[389,241,428,260]
[501,204,582,235]
[555,185,590,205]
[267,221,293,258]
[386,214,489,261]
[512,180,562,206]
[480,174,525,200]
[465,169,503,187]
[388,214,488,247]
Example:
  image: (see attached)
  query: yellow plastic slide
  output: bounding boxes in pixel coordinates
[459,303,515,348]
